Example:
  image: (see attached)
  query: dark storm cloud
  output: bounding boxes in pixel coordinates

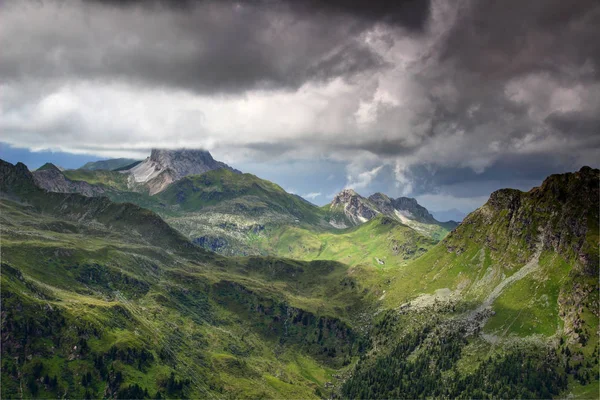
[0,0,424,94]
[404,154,589,199]
[386,0,600,185]
[284,0,430,30]
[1,0,599,211]
[86,0,431,30]
[545,113,600,139]
[438,0,600,79]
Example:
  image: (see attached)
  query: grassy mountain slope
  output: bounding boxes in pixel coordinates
[159,172,438,265]
[1,160,373,399]
[256,215,436,268]
[158,169,325,224]
[63,169,131,191]
[340,167,599,399]
[2,159,598,398]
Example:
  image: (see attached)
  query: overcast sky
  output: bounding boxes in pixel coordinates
[1,0,599,211]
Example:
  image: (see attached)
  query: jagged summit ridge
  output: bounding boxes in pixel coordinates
[369,193,437,224]
[328,188,457,238]
[330,188,379,224]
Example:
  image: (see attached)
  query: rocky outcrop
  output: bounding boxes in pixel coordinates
[328,189,457,237]
[0,160,37,194]
[368,193,438,224]
[447,166,599,272]
[330,189,379,224]
[33,164,106,197]
[128,148,240,195]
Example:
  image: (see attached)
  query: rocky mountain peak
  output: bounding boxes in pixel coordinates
[330,189,379,224]
[391,197,436,223]
[367,192,395,214]
[129,148,240,195]
[331,188,359,204]
[367,193,437,224]
[149,149,216,174]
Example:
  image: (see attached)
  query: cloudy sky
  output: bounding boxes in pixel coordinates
[1,0,599,212]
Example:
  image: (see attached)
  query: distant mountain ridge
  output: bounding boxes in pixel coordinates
[326,188,458,239]
[30,148,241,197]
[80,158,139,171]
[18,149,456,255]
[1,159,194,251]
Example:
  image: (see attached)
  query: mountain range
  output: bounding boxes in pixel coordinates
[1,150,598,399]
[28,149,454,260]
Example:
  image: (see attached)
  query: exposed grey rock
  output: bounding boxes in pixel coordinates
[32,165,106,197]
[330,189,379,224]
[129,148,240,195]
[368,193,437,224]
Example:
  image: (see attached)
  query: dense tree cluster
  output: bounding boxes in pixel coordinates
[342,326,568,399]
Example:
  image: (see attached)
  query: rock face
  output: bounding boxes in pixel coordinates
[329,189,379,224]
[0,160,37,194]
[328,189,456,237]
[32,164,106,197]
[368,193,437,224]
[128,149,240,195]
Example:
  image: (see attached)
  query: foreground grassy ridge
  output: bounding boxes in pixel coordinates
[337,167,599,398]
[374,168,599,307]
[1,198,372,399]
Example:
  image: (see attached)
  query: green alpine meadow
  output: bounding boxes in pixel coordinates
[1,151,598,399]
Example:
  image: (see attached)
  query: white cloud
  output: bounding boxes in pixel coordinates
[345,165,383,190]
[303,192,322,200]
